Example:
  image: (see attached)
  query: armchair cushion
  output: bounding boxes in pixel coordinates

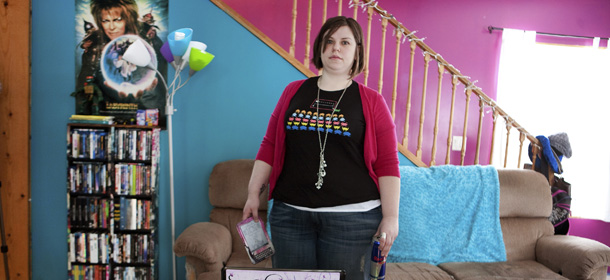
[537,235,610,280]
[500,217,554,261]
[174,222,232,269]
[497,169,552,218]
[385,262,454,279]
[209,159,268,209]
[438,261,568,280]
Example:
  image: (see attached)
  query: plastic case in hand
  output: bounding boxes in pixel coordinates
[236,217,275,264]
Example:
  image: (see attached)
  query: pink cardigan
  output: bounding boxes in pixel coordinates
[256,79,400,200]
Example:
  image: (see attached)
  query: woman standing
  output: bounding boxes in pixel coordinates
[242,16,400,279]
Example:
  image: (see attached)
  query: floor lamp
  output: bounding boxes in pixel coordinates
[122,29,215,280]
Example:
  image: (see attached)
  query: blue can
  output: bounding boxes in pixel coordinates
[369,240,386,279]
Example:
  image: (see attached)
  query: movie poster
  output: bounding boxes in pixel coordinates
[75,0,169,128]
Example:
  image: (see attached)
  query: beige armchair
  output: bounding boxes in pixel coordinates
[173,159,271,280]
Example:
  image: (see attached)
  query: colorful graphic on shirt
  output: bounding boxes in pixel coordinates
[286,107,351,137]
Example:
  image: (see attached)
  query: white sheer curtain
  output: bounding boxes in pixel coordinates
[495,28,610,222]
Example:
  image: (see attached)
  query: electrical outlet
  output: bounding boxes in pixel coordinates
[452,136,464,151]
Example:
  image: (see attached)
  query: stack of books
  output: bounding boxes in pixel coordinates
[69,115,115,125]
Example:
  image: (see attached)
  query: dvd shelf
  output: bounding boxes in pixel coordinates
[67,123,160,280]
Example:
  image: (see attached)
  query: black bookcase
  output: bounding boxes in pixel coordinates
[66,123,160,280]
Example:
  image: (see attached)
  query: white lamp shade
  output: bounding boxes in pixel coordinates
[123,39,151,67]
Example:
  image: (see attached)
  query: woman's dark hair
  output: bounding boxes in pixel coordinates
[311,16,364,78]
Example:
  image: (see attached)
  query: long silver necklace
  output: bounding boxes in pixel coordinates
[315,78,351,189]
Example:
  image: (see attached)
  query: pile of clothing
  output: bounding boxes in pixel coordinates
[528,132,572,235]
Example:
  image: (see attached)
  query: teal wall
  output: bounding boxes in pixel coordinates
[30,1,416,279]
[31,1,306,279]
[30,0,419,278]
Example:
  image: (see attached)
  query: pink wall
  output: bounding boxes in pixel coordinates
[222,0,610,166]
[220,0,610,255]
[569,218,610,245]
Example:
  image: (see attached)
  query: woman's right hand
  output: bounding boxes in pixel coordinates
[242,193,261,222]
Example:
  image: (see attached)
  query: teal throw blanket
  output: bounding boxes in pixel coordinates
[389,165,506,265]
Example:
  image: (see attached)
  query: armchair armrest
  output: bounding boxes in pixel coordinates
[174,222,233,274]
[536,235,610,280]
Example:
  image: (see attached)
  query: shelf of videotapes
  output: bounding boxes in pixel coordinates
[67,123,160,280]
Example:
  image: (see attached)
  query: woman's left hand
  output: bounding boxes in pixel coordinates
[375,216,399,257]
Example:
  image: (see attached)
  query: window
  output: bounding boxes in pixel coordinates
[495,29,610,221]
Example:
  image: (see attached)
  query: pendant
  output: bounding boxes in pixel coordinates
[315,155,327,189]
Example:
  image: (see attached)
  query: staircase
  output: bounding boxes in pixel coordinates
[211,0,542,169]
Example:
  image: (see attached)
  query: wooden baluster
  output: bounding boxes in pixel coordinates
[304,0,312,68]
[402,40,417,147]
[364,6,373,86]
[290,0,297,56]
[378,18,388,95]
[460,87,472,165]
[503,123,511,168]
[489,110,498,165]
[338,0,342,16]
[474,98,484,165]
[416,52,431,159]
[518,132,525,169]
[445,75,458,165]
[319,0,328,76]
[430,63,444,166]
[531,144,539,170]
[352,0,359,19]
[391,30,402,120]
[323,0,328,23]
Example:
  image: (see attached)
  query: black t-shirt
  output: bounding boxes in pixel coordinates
[273,77,379,208]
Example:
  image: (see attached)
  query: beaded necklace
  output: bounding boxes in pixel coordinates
[314,78,351,189]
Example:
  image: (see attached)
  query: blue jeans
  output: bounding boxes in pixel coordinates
[269,200,382,280]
